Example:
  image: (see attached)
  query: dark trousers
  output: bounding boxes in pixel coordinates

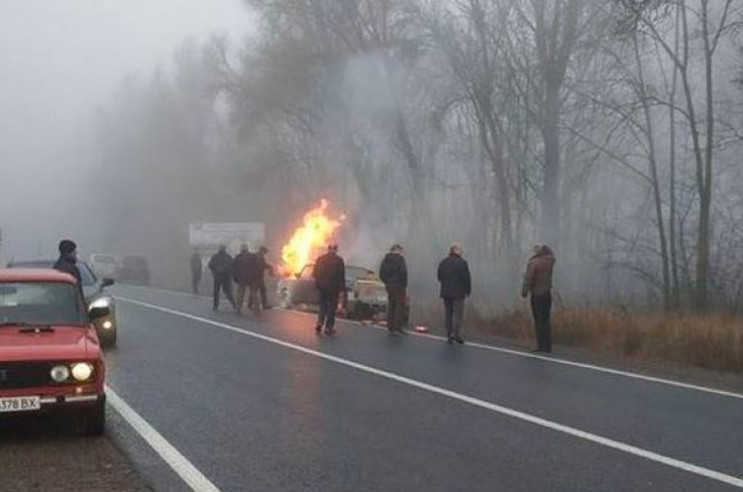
[317,290,340,330]
[531,293,552,352]
[192,274,201,295]
[443,297,465,338]
[236,282,260,313]
[386,287,407,332]
[213,275,236,310]
[258,279,269,307]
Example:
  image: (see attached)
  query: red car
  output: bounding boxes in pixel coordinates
[0,269,108,435]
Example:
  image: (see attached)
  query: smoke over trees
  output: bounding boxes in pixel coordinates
[89,0,743,312]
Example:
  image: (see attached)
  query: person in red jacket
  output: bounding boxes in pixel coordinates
[312,244,346,335]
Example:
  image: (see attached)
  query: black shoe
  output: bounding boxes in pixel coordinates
[453,335,465,345]
[315,325,322,334]
[263,305,273,310]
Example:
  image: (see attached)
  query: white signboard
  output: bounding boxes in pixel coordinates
[189,223,265,256]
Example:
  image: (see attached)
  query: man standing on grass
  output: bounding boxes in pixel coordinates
[437,244,471,344]
[380,244,408,336]
[521,245,556,353]
[312,244,345,335]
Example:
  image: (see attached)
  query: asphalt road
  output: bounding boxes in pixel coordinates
[103,284,743,491]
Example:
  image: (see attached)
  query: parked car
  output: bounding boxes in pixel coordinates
[89,254,120,280]
[0,268,108,435]
[116,255,150,285]
[277,264,388,319]
[7,259,118,347]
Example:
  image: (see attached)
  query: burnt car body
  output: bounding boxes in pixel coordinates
[278,264,388,319]
[116,255,150,286]
[0,269,108,435]
[8,259,118,347]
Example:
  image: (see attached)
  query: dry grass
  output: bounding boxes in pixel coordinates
[411,302,743,373]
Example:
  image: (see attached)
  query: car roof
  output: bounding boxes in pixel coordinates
[0,268,76,283]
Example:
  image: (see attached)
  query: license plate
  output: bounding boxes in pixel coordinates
[0,396,41,413]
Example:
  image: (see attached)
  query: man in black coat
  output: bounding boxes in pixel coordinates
[312,244,345,335]
[256,246,274,310]
[208,245,237,311]
[437,243,471,344]
[379,244,407,335]
[233,244,259,315]
[53,239,84,300]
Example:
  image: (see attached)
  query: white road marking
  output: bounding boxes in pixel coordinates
[119,285,743,401]
[118,296,743,489]
[106,386,221,492]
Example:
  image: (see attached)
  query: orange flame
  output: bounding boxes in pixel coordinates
[280,199,344,276]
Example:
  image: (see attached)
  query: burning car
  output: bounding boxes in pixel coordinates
[0,269,108,436]
[277,264,388,319]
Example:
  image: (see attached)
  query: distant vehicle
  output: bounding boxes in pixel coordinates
[89,254,120,280]
[277,264,388,319]
[7,260,118,347]
[0,268,108,436]
[116,255,150,286]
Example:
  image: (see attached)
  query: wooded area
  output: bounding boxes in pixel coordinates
[90,0,743,315]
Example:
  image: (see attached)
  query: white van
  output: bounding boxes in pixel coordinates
[89,253,120,279]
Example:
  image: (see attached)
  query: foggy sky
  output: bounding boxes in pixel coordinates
[0,0,251,260]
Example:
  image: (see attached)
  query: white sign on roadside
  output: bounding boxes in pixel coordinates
[189,223,265,256]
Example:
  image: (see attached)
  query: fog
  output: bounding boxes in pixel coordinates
[0,0,249,257]
[1,0,742,313]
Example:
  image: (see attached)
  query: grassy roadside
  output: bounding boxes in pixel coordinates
[411,302,743,374]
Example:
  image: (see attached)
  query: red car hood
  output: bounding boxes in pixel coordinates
[0,325,99,362]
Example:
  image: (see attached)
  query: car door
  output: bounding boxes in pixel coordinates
[291,265,319,305]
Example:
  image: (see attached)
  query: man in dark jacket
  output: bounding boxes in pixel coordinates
[379,244,407,335]
[190,249,202,295]
[437,244,471,344]
[312,244,345,335]
[233,244,259,315]
[53,239,84,300]
[256,246,274,310]
[208,245,237,311]
[521,245,556,353]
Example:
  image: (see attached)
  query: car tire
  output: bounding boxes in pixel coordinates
[80,397,106,437]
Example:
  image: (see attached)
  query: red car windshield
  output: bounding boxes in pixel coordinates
[0,282,87,326]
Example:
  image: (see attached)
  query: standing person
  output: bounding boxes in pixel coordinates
[379,244,407,336]
[190,249,202,295]
[256,246,274,310]
[233,244,258,315]
[521,245,556,353]
[53,239,84,299]
[437,244,471,344]
[208,245,237,311]
[312,244,345,335]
